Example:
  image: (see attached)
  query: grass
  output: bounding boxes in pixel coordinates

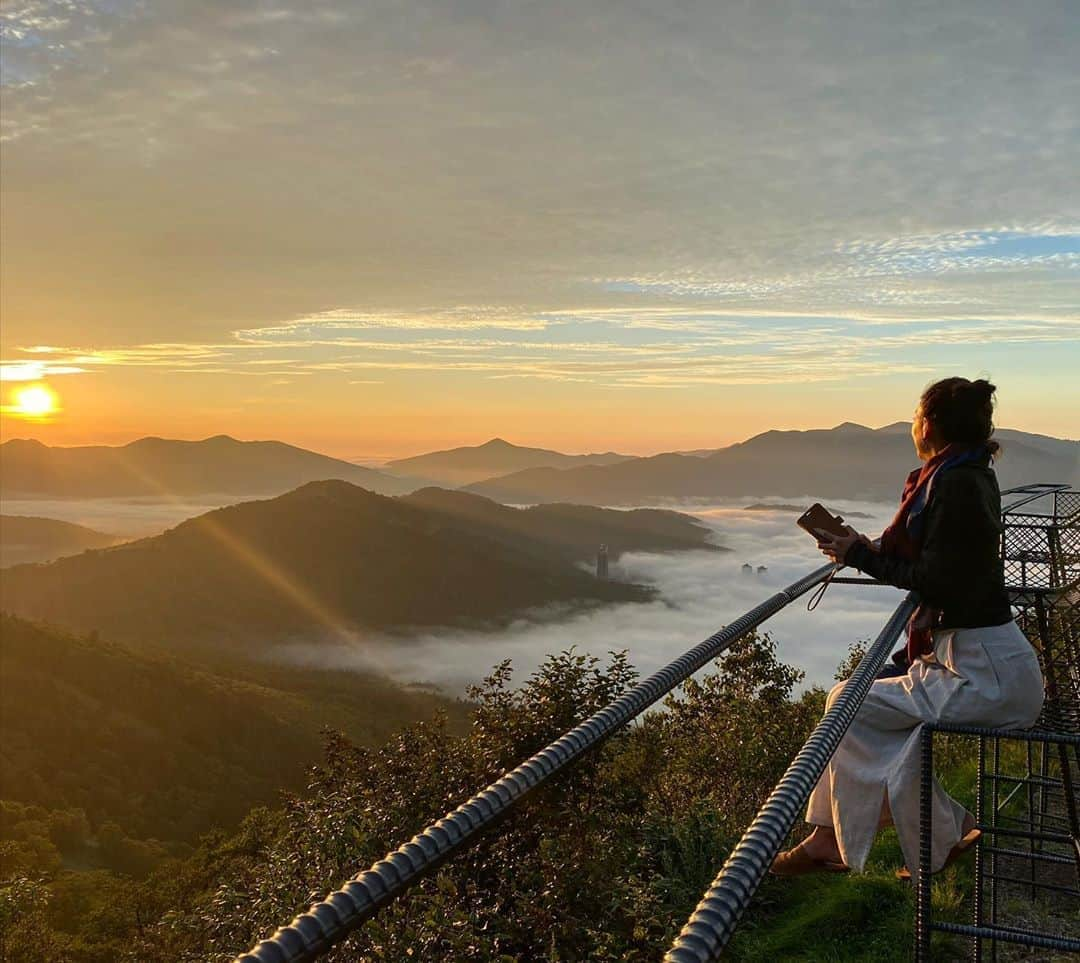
[724,739,987,963]
[724,735,1078,960]
[726,828,974,961]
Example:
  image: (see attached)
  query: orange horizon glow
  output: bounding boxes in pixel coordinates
[0,365,1073,465]
[2,410,1072,467]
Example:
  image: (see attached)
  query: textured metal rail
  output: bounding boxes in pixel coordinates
[929,921,1080,953]
[920,722,1080,746]
[236,562,839,963]
[665,592,918,963]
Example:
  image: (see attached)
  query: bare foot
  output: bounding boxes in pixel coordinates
[800,827,842,863]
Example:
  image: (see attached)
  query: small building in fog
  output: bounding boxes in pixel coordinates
[742,563,753,574]
[757,565,768,575]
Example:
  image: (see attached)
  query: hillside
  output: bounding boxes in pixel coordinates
[1,515,125,567]
[0,481,654,651]
[385,437,633,486]
[0,434,418,498]
[466,422,1080,505]
[400,487,723,565]
[7,634,836,960]
[0,613,466,845]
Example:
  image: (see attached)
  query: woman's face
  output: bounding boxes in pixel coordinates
[911,403,934,461]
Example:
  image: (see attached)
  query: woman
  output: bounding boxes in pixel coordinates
[771,376,1045,879]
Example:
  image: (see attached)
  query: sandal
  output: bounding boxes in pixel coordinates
[895,826,982,881]
[770,845,850,877]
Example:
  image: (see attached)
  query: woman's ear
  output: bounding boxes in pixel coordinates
[921,415,945,452]
[916,412,930,441]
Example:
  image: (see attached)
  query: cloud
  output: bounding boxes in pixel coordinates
[2,0,1078,352]
[0,493,907,687]
[0,361,87,380]
[16,301,1078,391]
[602,226,1080,320]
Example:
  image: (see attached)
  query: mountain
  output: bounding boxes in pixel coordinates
[465,423,1080,505]
[1,515,126,567]
[0,481,656,651]
[400,487,723,565]
[385,437,634,486]
[0,613,465,845]
[0,435,419,498]
[993,426,1080,460]
[742,503,871,518]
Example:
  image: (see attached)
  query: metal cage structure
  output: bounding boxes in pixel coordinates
[915,484,1080,960]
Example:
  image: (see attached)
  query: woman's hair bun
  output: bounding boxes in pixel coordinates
[969,378,997,403]
[920,376,999,455]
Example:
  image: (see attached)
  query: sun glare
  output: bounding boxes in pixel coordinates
[10,383,60,419]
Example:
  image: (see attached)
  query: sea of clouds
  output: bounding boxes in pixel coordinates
[272,496,906,694]
[0,494,255,537]
[3,490,910,692]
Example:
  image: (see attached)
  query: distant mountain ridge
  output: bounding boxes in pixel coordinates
[0,481,718,652]
[0,434,418,498]
[0,515,126,567]
[464,423,1080,505]
[7,424,1074,506]
[386,437,634,486]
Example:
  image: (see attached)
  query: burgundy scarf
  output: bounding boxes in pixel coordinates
[880,442,991,666]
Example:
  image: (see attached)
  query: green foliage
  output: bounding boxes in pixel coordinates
[0,802,88,877]
[0,876,71,962]
[108,631,821,961]
[2,630,981,961]
[0,614,466,849]
[833,640,869,681]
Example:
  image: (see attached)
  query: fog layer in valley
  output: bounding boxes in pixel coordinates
[0,495,255,538]
[4,489,907,690]
[274,497,904,693]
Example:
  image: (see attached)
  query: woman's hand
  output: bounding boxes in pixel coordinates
[816,525,864,565]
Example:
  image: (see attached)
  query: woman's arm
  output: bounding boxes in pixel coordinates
[844,471,989,607]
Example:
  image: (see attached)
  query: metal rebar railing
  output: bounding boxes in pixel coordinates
[664,592,918,962]
[236,561,839,963]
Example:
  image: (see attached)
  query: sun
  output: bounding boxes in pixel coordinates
[10,383,60,419]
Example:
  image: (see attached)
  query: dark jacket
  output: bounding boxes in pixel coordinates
[845,462,1013,629]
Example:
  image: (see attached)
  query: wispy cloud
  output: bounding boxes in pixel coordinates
[0,360,87,380]
[602,226,1080,319]
[1,1,1077,434]
[16,303,1080,390]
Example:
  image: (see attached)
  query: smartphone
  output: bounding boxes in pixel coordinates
[797,503,848,540]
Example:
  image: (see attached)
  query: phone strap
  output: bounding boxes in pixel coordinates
[806,565,840,611]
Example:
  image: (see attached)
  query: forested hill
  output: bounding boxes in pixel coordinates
[0,613,467,849]
[0,515,125,567]
[400,487,723,564]
[0,481,681,651]
[3,634,845,960]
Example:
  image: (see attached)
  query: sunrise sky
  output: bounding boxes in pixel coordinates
[1,1,1077,461]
